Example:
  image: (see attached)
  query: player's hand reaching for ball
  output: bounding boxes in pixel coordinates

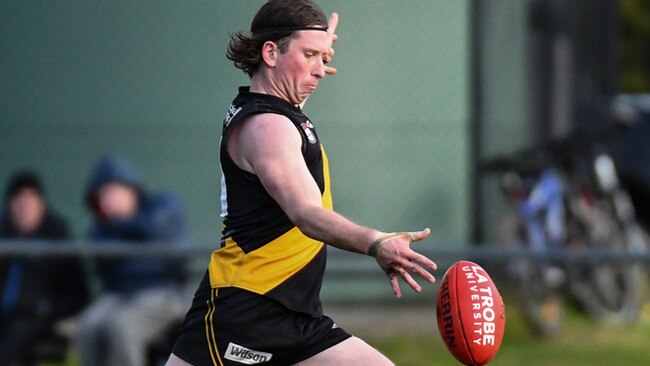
[368,228,437,298]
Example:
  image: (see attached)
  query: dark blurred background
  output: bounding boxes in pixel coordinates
[2,0,648,246]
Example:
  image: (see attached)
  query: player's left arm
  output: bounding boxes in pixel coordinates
[238,114,436,297]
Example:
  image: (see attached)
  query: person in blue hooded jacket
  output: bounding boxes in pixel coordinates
[75,155,190,366]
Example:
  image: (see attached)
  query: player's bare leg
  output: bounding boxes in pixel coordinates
[165,353,192,366]
[292,336,394,366]
[165,337,393,366]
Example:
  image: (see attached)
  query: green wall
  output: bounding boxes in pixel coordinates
[1,1,470,246]
[476,0,536,243]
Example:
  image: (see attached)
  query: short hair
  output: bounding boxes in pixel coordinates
[4,170,44,201]
[226,0,328,77]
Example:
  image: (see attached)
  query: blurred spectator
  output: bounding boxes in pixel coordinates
[76,155,189,366]
[0,170,89,365]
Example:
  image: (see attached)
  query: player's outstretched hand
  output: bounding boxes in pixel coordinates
[324,12,338,75]
[368,228,437,298]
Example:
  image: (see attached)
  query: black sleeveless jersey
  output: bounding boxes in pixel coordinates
[207,87,333,316]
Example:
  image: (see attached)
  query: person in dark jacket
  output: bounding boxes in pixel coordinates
[0,170,89,365]
[75,155,190,366]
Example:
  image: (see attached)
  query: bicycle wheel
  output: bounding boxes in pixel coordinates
[499,213,564,336]
[566,201,641,324]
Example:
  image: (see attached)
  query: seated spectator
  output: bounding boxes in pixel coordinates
[76,155,189,366]
[0,170,89,365]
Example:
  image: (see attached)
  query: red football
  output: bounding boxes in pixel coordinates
[435,261,506,366]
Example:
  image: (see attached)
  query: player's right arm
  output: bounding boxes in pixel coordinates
[227,113,437,297]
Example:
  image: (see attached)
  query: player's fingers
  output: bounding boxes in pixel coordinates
[397,268,423,293]
[323,48,334,62]
[323,49,334,65]
[408,251,437,271]
[388,272,402,298]
[408,263,436,284]
[408,228,431,242]
[327,12,339,37]
[324,66,337,75]
[395,258,436,285]
[324,13,338,76]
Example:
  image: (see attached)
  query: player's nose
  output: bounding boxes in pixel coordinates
[313,57,325,78]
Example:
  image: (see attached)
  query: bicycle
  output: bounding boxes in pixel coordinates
[486,133,648,335]
[562,145,646,324]
[488,155,566,336]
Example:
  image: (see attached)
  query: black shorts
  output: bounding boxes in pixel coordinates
[172,283,351,365]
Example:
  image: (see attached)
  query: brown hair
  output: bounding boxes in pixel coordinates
[226,0,328,77]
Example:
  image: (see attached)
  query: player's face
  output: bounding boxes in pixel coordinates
[274,30,331,105]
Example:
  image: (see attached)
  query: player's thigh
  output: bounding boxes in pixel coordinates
[165,353,193,366]
[293,336,394,366]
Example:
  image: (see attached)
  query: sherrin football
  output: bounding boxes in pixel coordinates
[435,261,505,366]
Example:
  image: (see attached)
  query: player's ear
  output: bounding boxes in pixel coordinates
[261,41,278,68]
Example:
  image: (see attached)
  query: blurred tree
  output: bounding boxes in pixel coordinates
[621,0,650,92]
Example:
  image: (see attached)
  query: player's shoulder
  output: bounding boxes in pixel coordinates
[240,112,298,138]
[235,113,303,160]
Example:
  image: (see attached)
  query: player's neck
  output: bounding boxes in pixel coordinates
[250,72,297,106]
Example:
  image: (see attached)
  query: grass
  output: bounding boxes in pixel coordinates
[368,300,650,366]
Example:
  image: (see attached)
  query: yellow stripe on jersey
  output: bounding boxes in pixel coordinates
[321,146,333,210]
[208,145,333,295]
[208,227,324,294]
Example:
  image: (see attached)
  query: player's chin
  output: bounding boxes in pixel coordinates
[297,91,315,105]
[303,84,318,93]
